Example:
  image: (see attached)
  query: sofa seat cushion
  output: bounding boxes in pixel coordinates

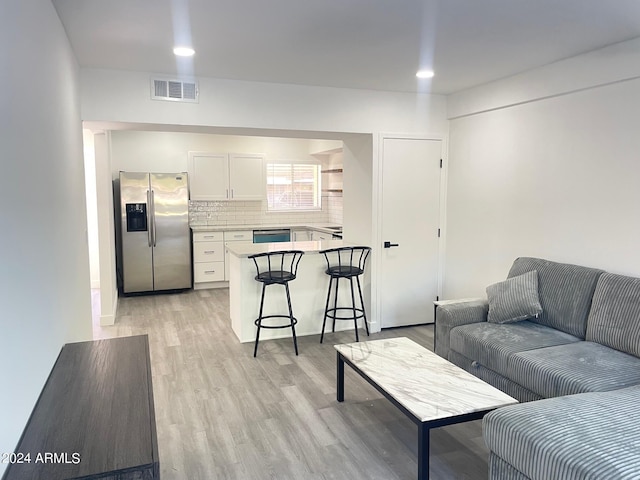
[449,350,543,403]
[509,341,640,398]
[449,321,580,378]
[484,385,640,480]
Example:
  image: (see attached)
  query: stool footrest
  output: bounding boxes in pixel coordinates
[324,307,366,321]
[254,315,298,329]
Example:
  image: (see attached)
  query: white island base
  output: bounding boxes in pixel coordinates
[228,240,367,344]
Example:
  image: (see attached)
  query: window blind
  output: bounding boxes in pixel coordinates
[267,163,321,211]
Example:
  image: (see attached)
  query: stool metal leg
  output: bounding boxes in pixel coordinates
[332,276,340,333]
[254,283,267,357]
[356,275,369,336]
[320,276,333,344]
[285,282,298,355]
[349,277,359,342]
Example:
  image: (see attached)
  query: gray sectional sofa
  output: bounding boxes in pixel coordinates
[435,257,640,479]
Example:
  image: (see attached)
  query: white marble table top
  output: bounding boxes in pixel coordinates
[335,337,517,422]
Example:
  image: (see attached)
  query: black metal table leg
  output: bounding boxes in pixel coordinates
[418,422,430,480]
[337,352,345,402]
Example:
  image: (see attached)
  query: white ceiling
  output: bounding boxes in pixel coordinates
[53,0,640,95]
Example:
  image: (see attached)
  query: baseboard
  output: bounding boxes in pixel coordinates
[99,292,119,326]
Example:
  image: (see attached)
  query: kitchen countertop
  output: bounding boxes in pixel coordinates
[190,223,342,234]
[226,239,349,257]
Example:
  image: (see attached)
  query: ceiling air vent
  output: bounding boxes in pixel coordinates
[151,77,198,103]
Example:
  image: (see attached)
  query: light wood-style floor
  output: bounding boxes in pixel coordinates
[93,288,488,480]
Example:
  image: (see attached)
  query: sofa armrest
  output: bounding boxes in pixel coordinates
[435,299,488,359]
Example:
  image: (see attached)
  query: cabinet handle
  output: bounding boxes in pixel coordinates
[204,250,216,254]
[231,189,234,198]
[226,189,229,198]
[204,235,216,239]
[204,270,216,274]
[233,234,243,238]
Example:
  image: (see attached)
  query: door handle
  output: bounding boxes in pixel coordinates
[146,190,152,247]
[384,241,399,248]
[151,190,156,247]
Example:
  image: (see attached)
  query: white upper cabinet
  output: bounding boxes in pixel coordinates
[188,152,265,201]
[228,153,265,200]
[188,153,230,200]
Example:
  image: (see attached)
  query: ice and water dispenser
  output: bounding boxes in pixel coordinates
[125,203,148,232]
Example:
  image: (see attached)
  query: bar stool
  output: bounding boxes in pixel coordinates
[319,246,371,343]
[248,250,305,357]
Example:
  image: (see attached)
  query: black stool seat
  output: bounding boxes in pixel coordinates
[248,250,304,357]
[256,270,297,284]
[326,266,363,277]
[319,246,371,343]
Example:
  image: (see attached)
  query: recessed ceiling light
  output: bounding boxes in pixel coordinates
[173,47,195,57]
[416,70,435,79]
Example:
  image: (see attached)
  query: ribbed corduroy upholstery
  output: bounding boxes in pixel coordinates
[449,350,543,403]
[484,385,640,480]
[449,321,580,377]
[489,453,532,480]
[434,300,489,359]
[586,272,640,358]
[509,341,640,398]
[508,257,604,338]
[487,270,542,324]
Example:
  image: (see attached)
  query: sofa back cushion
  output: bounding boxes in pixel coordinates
[586,273,640,358]
[508,257,604,339]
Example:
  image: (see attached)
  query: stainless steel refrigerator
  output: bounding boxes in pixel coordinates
[118,172,191,293]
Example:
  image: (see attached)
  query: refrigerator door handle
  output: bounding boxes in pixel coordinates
[146,190,152,247]
[151,190,157,247]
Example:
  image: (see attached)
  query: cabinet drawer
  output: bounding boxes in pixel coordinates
[194,262,225,282]
[194,241,224,262]
[224,230,253,242]
[193,231,224,242]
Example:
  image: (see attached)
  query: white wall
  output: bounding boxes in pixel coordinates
[444,68,640,297]
[0,0,92,470]
[94,132,119,326]
[83,130,100,288]
[448,37,640,120]
[81,69,448,331]
[81,68,448,136]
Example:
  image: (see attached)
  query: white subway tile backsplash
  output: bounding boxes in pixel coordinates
[188,198,341,227]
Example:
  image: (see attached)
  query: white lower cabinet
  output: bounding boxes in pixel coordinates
[292,229,311,241]
[310,230,331,241]
[194,262,224,283]
[224,230,253,280]
[193,231,225,288]
[193,226,340,289]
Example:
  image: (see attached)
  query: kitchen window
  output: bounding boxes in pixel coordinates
[266,163,321,211]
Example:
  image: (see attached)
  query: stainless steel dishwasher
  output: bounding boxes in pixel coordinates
[252,228,291,243]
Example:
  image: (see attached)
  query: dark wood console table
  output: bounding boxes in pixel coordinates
[2,335,159,480]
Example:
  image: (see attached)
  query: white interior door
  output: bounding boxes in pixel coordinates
[380,138,441,327]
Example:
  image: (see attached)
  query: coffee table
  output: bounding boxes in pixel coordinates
[335,337,517,480]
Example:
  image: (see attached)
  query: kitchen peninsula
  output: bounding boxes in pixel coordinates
[228,240,366,344]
